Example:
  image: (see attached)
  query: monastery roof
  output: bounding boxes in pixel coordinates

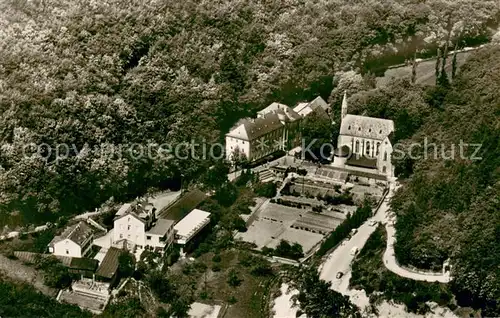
[147,219,175,236]
[49,221,93,247]
[293,96,329,117]
[226,112,284,141]
[339,114,394,140]
[257,102,289,115]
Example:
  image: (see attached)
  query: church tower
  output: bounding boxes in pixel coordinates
[341,91,348,121]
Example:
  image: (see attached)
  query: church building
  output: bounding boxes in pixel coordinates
[333,92,395,178]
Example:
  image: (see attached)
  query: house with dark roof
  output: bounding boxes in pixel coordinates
[95,247,123,285]
[226,97,327,162]
[48,221,94,258]
[333,92,395,178]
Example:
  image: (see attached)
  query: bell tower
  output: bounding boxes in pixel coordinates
[341,90,348,121]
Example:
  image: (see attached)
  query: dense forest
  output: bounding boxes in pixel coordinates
[348,47,500,315]
[1,0,499,226]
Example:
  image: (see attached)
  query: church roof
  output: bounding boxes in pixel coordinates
[346,154,378,169]
[334,145,351,157]
[339,114,394,140]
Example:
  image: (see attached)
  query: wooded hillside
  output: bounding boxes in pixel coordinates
[386,47,500,316]
[0,0,498,228]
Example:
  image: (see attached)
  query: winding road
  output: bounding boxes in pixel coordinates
[320,181,451,295]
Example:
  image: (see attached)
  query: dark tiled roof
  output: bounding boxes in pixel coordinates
[334,145,351,157]
[69,257,99,271]
[340,115,394,140]
[158,189,207,221]
[50,221,93,247]
[308,96,329,111]
[147,219,174,236]
[346,155,378,169]
[245,113,284,140]
[95,247,123,279]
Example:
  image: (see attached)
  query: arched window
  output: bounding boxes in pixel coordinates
[382,166,387,173]
[355,140,360,153]
[384,152,388,161]
[376,142,381,155]
[366,142,371,156]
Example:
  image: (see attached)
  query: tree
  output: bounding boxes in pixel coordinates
[254,182,277,198]
[118,251,136,278]
[274,240,304,260]
[301,110,333,162]
[295,267,361,318]
[36,256,72,289]
[227,269,242,287]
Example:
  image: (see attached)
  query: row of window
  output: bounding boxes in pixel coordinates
[348,125,383,135]
[352,139,388,160]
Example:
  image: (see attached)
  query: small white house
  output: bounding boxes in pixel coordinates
[48,221,94,258]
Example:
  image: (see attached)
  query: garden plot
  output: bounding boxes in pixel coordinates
[237,203,337,254]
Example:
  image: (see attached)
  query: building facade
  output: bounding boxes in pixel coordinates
[112,203,175,251]
[49,221,94,258]
[225,97,329,163]
[333,92,395,178]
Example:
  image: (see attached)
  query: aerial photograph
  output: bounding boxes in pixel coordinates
[0,0,499,317]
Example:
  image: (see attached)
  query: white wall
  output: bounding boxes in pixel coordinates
[113,215,146,247]
[226,136,251,162]
[378,139,394,177]
[338,135,383,158]
[53,239,82,258]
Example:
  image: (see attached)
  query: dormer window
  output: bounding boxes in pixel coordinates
[379,130,382,134]
[368,129,372,132]
[348,125,351,130]
[358,127,361,131]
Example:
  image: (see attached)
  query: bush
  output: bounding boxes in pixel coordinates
[250,262,273,276]
[228,296,238,304]
[212,254,221,263]
[212,264,221,272]
[274,240,304,260]
[316,201,372,257]
[254,182,277,198]
[227,270,242,287]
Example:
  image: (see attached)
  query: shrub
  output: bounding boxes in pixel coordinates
[212,254,221,263]
[228,296,238,304]
[254,182,277,198]
[227,270,242,287]
[212,264,221,272]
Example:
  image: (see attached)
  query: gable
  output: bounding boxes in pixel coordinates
[114,213,145,228]
[54,239,80,250]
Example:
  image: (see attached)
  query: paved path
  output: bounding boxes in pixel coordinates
[319,191,389,293]
[320,181,451,291]
[381,183,451,283]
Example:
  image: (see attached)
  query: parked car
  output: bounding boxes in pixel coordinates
[336,271,344,279]
[350,246,359,256]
